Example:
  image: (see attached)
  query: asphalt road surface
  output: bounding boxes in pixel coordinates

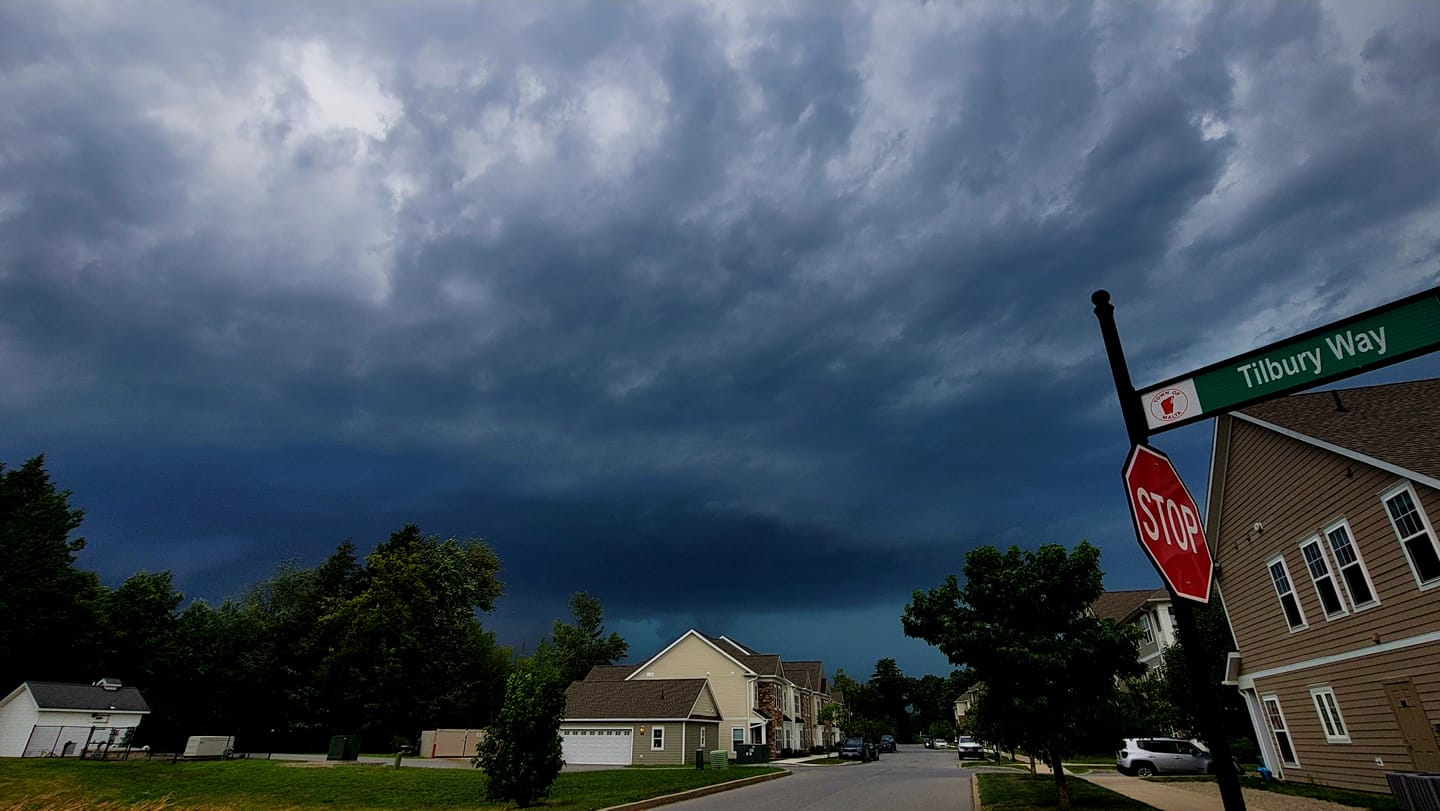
[668,746,976,811]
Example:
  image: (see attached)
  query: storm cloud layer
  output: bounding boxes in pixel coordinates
[4,1,1440,675]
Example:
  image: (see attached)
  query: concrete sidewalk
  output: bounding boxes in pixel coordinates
[1078,772,1223,811]
[1017,759,1222,810]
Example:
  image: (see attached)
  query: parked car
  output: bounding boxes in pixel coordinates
[931,738,948,749]
[955,736,984,759]
[839,736,879,761]
[879,735,897,753]
[1116,738,1239,777]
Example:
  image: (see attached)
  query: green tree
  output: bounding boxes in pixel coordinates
[1159,599,1257,760]
[0,455,105,689]
[817,701,848,753]
[869,658,911,741]
[903,541,1144,810]
[548,592,628,686]
[319,525,506,746]
[473,657,566,807]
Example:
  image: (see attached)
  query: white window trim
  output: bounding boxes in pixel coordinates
[1309,685,1351,744]
[1323,518,1380,611]
[1267,555,1308,632]
[1138,613,1155,644]
[1299,536,1348,620]
[1261,694,1300,767]
[651,725,665,751]
[1383,482,1440,590]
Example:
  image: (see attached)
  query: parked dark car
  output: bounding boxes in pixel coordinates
[879,734,897,753]
[839,736,879,761]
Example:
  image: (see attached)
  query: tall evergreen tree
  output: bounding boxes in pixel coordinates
[0,455,104,689]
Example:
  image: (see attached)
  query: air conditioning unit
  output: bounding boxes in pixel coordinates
[1387,772,1440,811]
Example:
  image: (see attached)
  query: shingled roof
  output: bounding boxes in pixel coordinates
[23,682,150,713]
[708,635,782,675]
[564,678,717,720]
[584,665,636,681]
[1239,378,1440,480]
[783,660,825,691]
[1090,588,1166,623]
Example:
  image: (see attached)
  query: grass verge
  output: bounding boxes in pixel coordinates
[0,758,783,811]
[978,773,1154,810]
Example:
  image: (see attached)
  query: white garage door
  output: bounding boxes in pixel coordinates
[560,728,632,765]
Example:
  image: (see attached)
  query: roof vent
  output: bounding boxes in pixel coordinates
[95,678,123,691]
[1331,390,1348,412]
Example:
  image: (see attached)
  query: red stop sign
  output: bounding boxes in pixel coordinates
[1123,444,1214,603]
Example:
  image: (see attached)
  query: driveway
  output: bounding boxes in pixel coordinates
[666,745,976,811]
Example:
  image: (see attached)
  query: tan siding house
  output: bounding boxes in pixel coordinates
[571,630,839,759]
[1208,379,1440,794]
[561,677,722,765]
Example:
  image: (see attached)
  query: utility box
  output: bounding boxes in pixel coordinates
[710,749,728,769]
[183,736,234,759]
[327,735,361,761]
[734,743,768,764]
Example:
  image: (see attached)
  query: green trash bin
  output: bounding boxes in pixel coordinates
[327,735,361,761]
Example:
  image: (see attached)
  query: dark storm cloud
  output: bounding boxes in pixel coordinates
[4,1,1440,676]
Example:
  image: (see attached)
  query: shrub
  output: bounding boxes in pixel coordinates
[472,660,566,807]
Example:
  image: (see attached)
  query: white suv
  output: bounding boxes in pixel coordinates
[1116,738,1214,776]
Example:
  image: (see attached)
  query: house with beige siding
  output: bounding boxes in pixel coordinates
[1091,588,1178,672]
[560,676,722,766]
[1207,379,1440,794]
[564,630,840,760]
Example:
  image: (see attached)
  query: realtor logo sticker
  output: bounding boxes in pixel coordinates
[1149,388,1189,422]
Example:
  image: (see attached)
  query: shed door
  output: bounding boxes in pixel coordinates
[560,728,632,765]
[1385,680,1440,772]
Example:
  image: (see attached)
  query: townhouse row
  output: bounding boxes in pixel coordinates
[560,630,843,765]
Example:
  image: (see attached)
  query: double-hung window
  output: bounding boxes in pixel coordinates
[1384,484,1440,587]
[1138,614,1155,644]
[1301,537,1347,619]
[1268,556,1307,631]
[1324,520,1377,609]
[1309,686,1350,743]
[1262,695,1298,766]
[651,726,665,750]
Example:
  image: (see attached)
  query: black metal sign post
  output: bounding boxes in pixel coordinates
[1092,290,1247,811]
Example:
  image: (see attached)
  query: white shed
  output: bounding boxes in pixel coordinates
[0,679,150,758]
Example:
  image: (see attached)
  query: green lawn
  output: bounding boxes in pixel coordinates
[977,773,1154,810]
[0,758,782,811]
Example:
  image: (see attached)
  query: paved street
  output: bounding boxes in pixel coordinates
[669,746,976,811]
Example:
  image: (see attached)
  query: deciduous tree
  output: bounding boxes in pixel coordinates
[549,592,628,686]
[473,657,566,807]
[903,541,1143,811]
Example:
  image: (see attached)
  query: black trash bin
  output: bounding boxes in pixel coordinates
[735,743,770,764]
[327,735,361,761]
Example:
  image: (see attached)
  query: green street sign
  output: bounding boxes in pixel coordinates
[1138,287,1440,434]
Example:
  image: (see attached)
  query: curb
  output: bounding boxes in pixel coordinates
[971,770,981,809]
[598,769,790,811]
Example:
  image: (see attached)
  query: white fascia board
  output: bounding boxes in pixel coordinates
[1236,628,1440,689]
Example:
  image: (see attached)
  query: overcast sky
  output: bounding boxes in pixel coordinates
[4,0,1440,680]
